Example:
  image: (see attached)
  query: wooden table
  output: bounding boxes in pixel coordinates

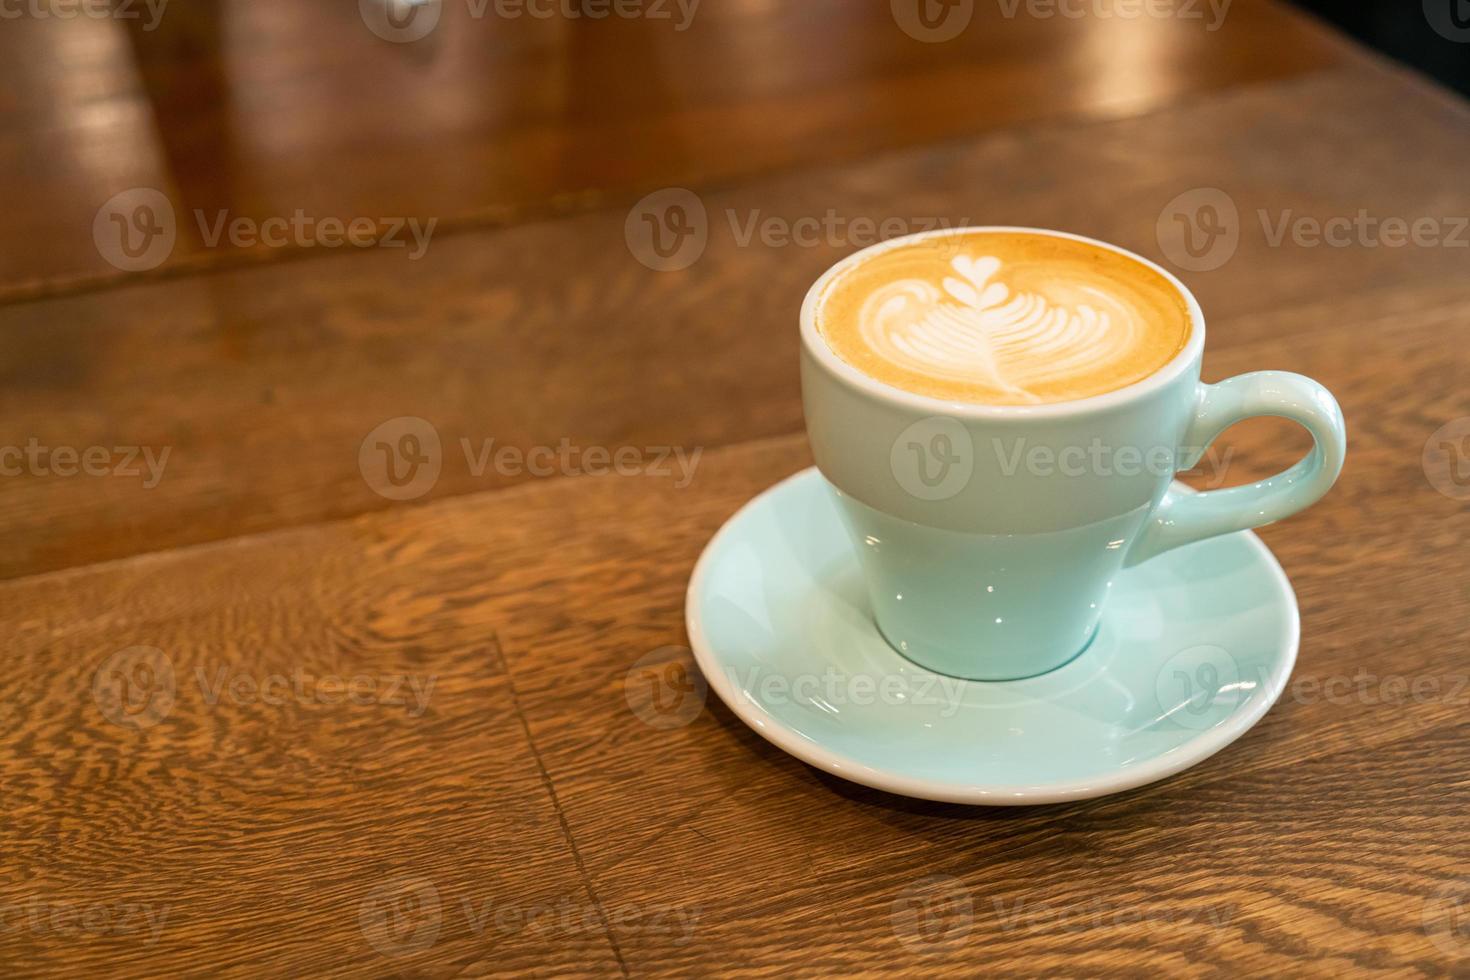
[2,1,1467,975]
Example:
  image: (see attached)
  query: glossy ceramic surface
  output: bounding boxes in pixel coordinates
[800,226,1343,679]
[686,467,1300,805]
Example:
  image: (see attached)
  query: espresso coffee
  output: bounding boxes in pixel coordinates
[814,230,1191,406]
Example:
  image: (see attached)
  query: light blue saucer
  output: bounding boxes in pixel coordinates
[685,467,1300,805]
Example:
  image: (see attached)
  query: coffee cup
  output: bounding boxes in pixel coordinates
[800,226,1345,680]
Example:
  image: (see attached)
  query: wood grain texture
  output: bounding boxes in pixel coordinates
[5,5,1469,974]
[1,291,1467,974]
[0,0,1352,296]
[0,559,623,975]
[2,64,1469,582]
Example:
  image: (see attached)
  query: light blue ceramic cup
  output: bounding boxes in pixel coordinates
[800,227,1346,681]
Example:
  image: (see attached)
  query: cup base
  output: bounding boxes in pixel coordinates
[874,617,1101,682]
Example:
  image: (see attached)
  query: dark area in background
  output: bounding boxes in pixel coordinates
[1290,0,1470,95]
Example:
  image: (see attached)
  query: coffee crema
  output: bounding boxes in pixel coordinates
[814,231,1192,405]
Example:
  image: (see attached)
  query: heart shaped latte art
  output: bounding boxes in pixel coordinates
[857,254,1143,404]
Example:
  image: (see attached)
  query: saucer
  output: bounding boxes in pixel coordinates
[685,467,1299,805]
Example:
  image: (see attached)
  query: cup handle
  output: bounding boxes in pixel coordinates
[1125,371,1346,568]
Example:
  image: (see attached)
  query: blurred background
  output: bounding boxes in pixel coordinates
[3,0,1459,295]
[1289,0,1470,94]
[0,0,1459,579]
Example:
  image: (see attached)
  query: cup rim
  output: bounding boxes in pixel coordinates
[799,226,1207,419]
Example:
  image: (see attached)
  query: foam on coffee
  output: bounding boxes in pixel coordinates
[814,231,1191,405]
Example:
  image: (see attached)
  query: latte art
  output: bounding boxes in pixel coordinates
[861,255,1142,404]
[816,232,1191,406]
